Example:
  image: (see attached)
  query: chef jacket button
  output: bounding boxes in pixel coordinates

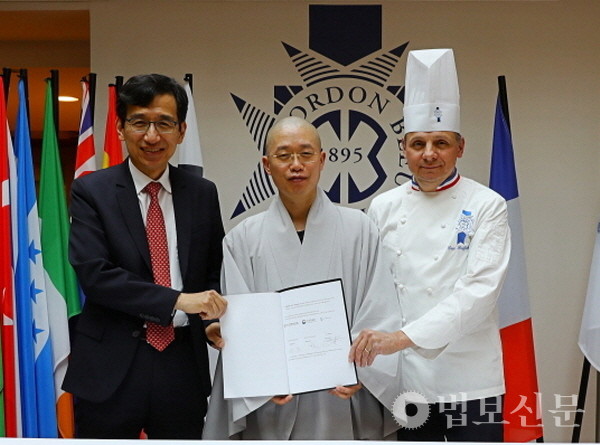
[402,317,406,323]
[400,219,406,224]
[426,287,433,295]
[396,250,402,256]
[132,330,142,338]
[441,224,447,229]
[407,190,412,195]
[452,194,457,199]
[402,350,408,356]
[434,256,439,261]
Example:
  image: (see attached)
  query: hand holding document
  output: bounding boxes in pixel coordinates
[220,279,357,399]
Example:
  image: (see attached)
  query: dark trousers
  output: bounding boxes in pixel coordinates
[74,327,207,439]
[397,395,504,442]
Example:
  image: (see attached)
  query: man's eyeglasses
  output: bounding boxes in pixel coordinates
[125,118,179,134]
[269,151,320,165]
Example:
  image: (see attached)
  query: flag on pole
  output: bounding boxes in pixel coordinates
[176,78,204,176]
[102,84,123,168]
[39,79,81,438]
[73,80,94,306]
[0,75,17,438]
[4,76,22,439]
[578,227,600,371]
[74,80,96,179]
[489,76,543,442]
[13,78,57,438]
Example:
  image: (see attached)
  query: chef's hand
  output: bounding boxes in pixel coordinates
[349,330,415,367]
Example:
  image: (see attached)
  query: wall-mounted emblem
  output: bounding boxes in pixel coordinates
[230,5,411,219]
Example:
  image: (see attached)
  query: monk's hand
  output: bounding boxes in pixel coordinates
[271,394,294,405]
[175,290,227,319]
[205,322,224,350]
[349,330,414,367]
[329,383,362,400]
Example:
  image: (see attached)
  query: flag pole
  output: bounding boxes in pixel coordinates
[18,69,30,132]
[497,76,511,131]
[596,371,600,442]
[50,69,59,137]
[1,68,10,99]
[184,73,193,93]
[572,357,591,442]
[115,76,123,95]
[87,73,96,124]
[178,73,204,177]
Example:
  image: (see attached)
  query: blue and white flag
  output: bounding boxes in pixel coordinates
[13,78,57,438]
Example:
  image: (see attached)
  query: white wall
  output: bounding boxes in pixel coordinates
[91,1,600,442]
[5,0,599,441]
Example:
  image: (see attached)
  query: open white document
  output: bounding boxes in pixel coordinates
[220,279,358,399]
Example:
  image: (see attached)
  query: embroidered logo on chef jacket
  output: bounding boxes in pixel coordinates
[448,210,475,251]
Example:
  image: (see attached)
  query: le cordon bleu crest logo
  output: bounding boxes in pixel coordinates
[229,5,411,220]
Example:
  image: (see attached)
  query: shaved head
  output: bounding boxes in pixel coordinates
[265,116,321,155]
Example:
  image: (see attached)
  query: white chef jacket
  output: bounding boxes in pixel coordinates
[368,175,510,403]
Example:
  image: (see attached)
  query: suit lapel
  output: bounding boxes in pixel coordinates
[170,165,191,280]
[114,162,152,271]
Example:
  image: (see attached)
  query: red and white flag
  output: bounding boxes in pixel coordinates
[102,84,123,168]
[0,73,20,438]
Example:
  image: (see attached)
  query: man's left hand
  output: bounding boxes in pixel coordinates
[205,322,224,350]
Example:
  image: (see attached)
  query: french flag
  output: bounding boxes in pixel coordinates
[489,76,544,442]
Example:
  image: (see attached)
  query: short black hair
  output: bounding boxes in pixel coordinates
[117,74,188,124]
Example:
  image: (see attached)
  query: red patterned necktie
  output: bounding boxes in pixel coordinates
[143,182,175,351]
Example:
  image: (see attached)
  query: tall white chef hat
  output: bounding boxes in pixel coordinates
[403,48,460,134]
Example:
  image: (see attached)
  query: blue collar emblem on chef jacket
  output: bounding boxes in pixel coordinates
[449,210,475,251]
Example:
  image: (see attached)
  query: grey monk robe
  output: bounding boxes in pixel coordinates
[203,189,402,440]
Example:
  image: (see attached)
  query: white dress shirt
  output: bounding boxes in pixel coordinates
[129,160,187,327]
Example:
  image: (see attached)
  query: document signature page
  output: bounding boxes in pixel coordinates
[282,280,357,394]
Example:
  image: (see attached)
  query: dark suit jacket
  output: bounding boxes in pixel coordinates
[63,161,224,403]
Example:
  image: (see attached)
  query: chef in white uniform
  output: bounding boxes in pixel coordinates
[349,49,511,441]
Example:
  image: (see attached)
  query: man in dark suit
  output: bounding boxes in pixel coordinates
[63,74,227,439]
